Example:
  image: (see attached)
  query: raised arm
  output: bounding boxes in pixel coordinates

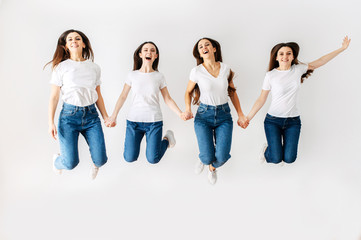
[308,36,351,71]
[160,87,183,119]
[246,90,270,122]
[228,80,248,128]
[107,83,131,127]
[184,80,197,120]
[48,85,61,140]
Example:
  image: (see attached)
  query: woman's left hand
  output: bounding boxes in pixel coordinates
[237,115,249,129]
[341,36,351,50]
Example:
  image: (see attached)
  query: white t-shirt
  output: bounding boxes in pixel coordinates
[189,62,231,106]
[125,70,167,122]
[50,59,101,107]
[262,63,308,117]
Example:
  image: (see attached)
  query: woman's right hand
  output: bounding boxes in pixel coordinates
[181,111,193,121]
[105,115,117,127]
[49,123,57,140]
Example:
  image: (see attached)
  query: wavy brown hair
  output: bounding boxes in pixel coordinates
[133,41,159,71]
[269,42,313,83]
[44,29,94,69]
[191,38,236,105]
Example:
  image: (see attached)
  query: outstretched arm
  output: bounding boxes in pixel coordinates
[48,85,60,140]
[160,87,183,119]
[229,80,248,128]
[308,36,351,71]
[246,90,270,122]
[107,84,131,127]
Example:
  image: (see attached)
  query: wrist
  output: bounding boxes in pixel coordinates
[238,113,245,118]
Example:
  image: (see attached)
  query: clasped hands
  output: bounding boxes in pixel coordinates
[104,112,250,129]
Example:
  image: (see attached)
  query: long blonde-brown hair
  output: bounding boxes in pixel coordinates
[269,42,313,83]
[191,38,236,105]
[44,29,94,69]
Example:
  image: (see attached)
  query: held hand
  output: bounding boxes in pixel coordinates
[105,116,116,128]
[341,36,351,50]
[237,115,249,129]
[181,111,194,121]
[49,123,57,140]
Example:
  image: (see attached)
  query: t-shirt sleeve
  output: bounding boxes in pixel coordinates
[296,63,308,74]
[125,72,133,86]
[262,73,271,90]
[189,67,198,83]
[50,65,63,86]
[95,64,102,86]
[159,73,167,89]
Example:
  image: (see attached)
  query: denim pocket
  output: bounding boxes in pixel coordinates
[197,106,207,114]
[89,107,99,116]
[61,109,76,116]
[222,105,231,114]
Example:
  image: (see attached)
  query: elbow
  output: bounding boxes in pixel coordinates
[185,91,192,99]
[50,95,59,104]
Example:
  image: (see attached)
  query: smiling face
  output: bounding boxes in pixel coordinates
[276,46,294,68]
[65,32,85,54]
[197,39,216,60]
[139,43,158,63]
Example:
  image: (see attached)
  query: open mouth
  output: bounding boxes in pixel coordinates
[203,51,208,54]
[145,57,151,60]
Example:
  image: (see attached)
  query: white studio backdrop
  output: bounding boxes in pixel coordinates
[0,0,361,239]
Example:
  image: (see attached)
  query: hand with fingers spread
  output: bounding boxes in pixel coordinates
[341,36,351,51]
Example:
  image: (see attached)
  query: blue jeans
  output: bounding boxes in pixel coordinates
[194,103,233,168]
[123,120,169,164]
[264,114,301,164]
[55,103,107,170]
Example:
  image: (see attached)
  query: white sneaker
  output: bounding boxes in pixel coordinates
[208,169,217,185]
[90,166,99,180]
[52,154,62,175]
[194,161,205,174]
[259,143,267,163]
[164,130,176,148]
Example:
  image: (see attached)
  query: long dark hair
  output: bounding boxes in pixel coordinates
[269,42,313,83]
[133,41,159,71]
[191,37,236,105]
[44,29,94,69]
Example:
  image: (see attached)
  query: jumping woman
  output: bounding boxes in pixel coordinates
[184,38,248,185]
[106,41,185,164]
[48,29,110,179]
[245,36,351,165]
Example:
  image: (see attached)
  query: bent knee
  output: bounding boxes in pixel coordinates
[266,154,282,164]
[63,160,79,170]
[284,155,297,164]
[124,156,137,163]
[146,155,161,164]
[93,157,107,167]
